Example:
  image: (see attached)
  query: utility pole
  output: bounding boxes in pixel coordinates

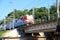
[48,4,50,21]
[4,17,6,30]
[32,8,35,24]
[32,8,34,17]
[56,0,60,25]
[56,0,60,40]
[9,2,16,29]
[13,9,16,29]
[56,0,59,18]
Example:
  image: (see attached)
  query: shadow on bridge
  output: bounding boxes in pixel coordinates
[16,27,55,40]
[16,28,38,40]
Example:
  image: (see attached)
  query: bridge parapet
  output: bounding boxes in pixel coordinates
[24,20,57,33]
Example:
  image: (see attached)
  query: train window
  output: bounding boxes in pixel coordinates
[15,20,17,22]
[15,19,18,22]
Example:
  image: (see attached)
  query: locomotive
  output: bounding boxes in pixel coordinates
[6,14,34,30]
[20,14,34,25]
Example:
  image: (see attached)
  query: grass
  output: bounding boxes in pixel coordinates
[0,30,8,37]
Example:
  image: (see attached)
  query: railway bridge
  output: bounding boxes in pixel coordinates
[24,20,57,33]
[0,18,60,40]
[19,18,60,40]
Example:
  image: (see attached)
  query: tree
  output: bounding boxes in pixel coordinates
[29,7,48,19]
[1,5,60,24]
[50,5,56,14]
[50,5,60,20]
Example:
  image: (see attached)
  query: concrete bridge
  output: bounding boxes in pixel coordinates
[24,20,57,33]
[21,19,60,40]
[1,19,60,40]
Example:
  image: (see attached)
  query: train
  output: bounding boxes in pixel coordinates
[5,14,34,30]
[20,14,34,25]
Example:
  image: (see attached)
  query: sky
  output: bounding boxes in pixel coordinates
[0,0,60,20]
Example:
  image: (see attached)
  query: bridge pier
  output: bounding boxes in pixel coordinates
[17,27,38,40]
[55,25,60,40]
[20,32,45,40]
[44,32,55,40]
[20,33,39,40]
[55,18,60,40]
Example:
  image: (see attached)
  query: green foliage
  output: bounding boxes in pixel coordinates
[0,20,4,25]
[0,30,7,36]
[0,5,60,25]
[50,5,56,14]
